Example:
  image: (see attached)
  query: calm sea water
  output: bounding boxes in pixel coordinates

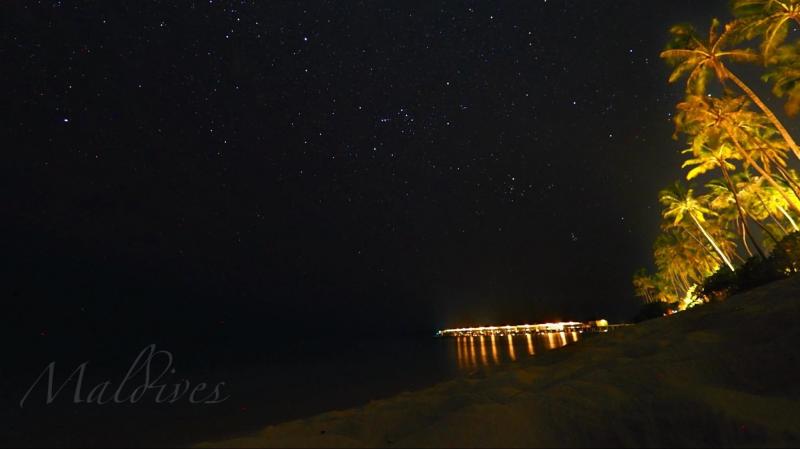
[452,331,580,369]
[6,332,580,447]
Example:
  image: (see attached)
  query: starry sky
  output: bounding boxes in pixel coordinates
[5,1,727,349]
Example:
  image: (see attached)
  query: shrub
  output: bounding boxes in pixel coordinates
[701,232,800,300]
[701,265,739,300]
[632,301,676,323]
[770,232,800,275]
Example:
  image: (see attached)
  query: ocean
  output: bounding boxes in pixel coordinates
[5,332,580,447]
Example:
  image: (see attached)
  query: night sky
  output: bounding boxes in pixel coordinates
[5,1,727,350]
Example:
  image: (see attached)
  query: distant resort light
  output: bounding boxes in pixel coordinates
[437,320,610,337]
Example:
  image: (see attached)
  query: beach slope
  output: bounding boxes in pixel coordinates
[197,276,800,448]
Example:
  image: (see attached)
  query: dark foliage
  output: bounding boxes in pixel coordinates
[632,301,676,323]
[769,231,800,274]
[702,232,800,299]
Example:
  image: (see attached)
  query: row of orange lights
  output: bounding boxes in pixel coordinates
[439,320,606,337]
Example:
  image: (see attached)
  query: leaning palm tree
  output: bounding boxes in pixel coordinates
[675,94,800,214]
[711,177,779,251]
[731,0,800,58]
[734,172,791,235]
[659,182,736,271]
[682,136,768,257]
[732,0,800,115]
[681,135,741,181]
[654,232,693,297]
[740,170,800,232]
[705,179,753,256]
[653,225,722,307]
[661,18,800,158]
[762,42,800,116]
[762,177,800,231]
[744,126,800,203]
[744,125,793,178]
[775,166,800,202]
[632,269,658,303]
[652,270,680,304]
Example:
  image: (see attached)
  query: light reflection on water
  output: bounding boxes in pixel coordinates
[479,336,488,366]
[490,334,499,364]
[454,332,579,371]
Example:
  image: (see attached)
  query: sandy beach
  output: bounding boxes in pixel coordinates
[198,276,800,448]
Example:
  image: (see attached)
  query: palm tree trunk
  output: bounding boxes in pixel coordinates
[675,271,686,292]
[740,220,754,257]
[678,271,691,291]
[774,164,800,202]
[725,69,800,160]
[668,269,681,299]
[685,228,726,265]
[771,213,790,235]
[748,211,780,244]
[690,214,735,272]
[778,205,800,232]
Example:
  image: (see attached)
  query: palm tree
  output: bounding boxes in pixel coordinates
[632,269,658,303]
[705,179,752,256]
[743,126,800,204]
[659,182,736,271]
[736,124,800,200]
[762,42,800,116]
[653,271,680,304]
[759,175,800,231]
[652,224,723,308]
[653,232,693,297]
[732,0,800,116]
[734,172,791,236]
[731,0,800,58]
[661,19,800,158]
[744,125,794,178]
[681,137,768,258]
[775,166,800,202]
[710,177,779,251]
[674,94,800,215]
[681,135,741,181]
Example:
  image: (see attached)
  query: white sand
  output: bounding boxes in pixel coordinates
[197,276,800,448]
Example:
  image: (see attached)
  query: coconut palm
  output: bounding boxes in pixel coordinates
[744,125,793,176]
[737,124,800,201]
[734,172,789,233]
[739,170,800,233]
[731,0,800,58]
[763,42,800,116]
[705,179,752,256]
[653,232,694,296]
[659,182,736,271]
[653,272,680,304]
[775,166,800,202]
[662,19,800,158]
[653,224,723,306]
[681,135,768,257]
[711,176,779,251]
[632,269,658,303]
[730,0,800,117]
[681,137,741,181]
[674,94,800,215]
[758,175,800,231]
